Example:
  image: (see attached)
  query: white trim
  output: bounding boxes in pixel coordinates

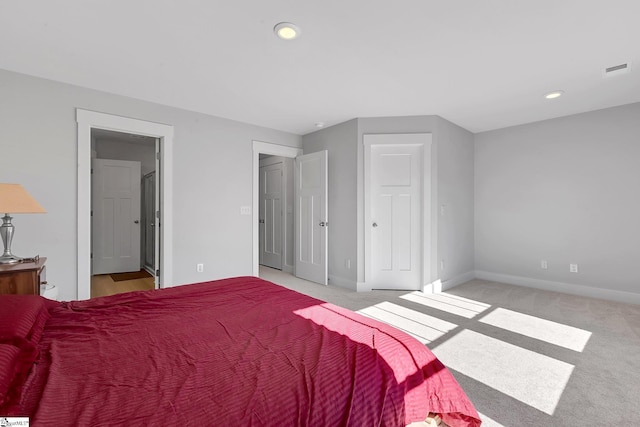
[282,265,294,274]
[476,270,640,305]
[76,109,174,300]
[328,274,357,291]
[252,141,302,276]
[424,270,476,293]
[356,281,369,292]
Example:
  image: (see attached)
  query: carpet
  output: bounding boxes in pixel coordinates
[258,266,640,426]
[110,270,152,282]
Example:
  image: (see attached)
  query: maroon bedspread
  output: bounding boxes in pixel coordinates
[15,277,480,426]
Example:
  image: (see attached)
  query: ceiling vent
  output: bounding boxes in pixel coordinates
[603,62,631,78]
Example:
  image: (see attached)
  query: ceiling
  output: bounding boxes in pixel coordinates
[1,1,638,135]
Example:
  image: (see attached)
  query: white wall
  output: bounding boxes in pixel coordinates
[0,69,301,300]
[475,102,640,302]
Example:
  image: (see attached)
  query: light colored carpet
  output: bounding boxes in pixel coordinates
[259,266,640,426]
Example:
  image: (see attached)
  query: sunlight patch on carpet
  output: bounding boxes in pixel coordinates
[357,301,458,344]
[433,329,574,415]
[399,291,490,318]
[479,308,592,352]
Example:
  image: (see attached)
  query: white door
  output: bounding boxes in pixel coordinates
[92,158,141,275]
[365,134,427,290]
[294,151,328,285]
[259,159,283,269]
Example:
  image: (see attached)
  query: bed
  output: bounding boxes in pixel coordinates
[0,276,481,426]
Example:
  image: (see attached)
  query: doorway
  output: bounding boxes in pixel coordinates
[90,130,155,297]
[252,141,328,286]
[259,155,288,271]
[252,142,301,278]
[76,109,174,300]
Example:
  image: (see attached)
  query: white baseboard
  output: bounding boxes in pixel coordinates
[475,270,640,305]
[442,271,476,291]
[282,264,294,274]
[422,271,475,293]
[356,281,371,292]
[328,275,357,291]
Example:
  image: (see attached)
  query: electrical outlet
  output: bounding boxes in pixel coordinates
[440,260,445,271]
[541,260,548,270]
[345,259,351,269]
[196,263,204,273]
[569,264,578,273]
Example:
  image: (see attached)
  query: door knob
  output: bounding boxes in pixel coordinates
[319,221,327,227]
[372,222,378,228]
[134,220,140,224]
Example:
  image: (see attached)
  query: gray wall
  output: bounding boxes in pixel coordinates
[357,116,475,288]
[95,139,156,175]
[475,102,640,300]
[302,115,475,290]
[0,69,301,300]
[302,119,358,286]
[435,116,476,284]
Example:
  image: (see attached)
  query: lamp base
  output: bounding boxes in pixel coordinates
[0,213,20,264]
[0,254,22,264]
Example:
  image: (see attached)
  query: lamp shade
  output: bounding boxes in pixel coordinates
[0,184,46,213]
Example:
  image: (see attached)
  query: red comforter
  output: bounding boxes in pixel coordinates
[3,277,480,426]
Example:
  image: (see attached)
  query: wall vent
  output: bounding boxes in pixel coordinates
[603,62,631,77]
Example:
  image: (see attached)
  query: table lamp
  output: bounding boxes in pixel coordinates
[0,183,46,264]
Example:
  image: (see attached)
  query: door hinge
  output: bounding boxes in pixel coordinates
[90,210,93,217]
[156,210,160,219]
[156,152,160,160]
[156,269,160,277]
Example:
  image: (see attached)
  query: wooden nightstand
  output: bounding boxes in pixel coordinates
[0,257,47,295]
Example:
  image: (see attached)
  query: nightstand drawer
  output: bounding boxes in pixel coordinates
[0,257,47,295]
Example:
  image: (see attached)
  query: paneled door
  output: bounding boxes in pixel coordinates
[294,151,328,285]
[259,159,283,269]
[364,134,428,290]
[92,158,141,274]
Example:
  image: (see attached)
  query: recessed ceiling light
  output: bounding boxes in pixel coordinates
[274,22,301,40]
[544,90,564,99]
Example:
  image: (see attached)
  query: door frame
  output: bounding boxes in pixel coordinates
[252,141,302,276]
[363,133,434,291]
[77,109,174,300]
[141,170,156,275]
